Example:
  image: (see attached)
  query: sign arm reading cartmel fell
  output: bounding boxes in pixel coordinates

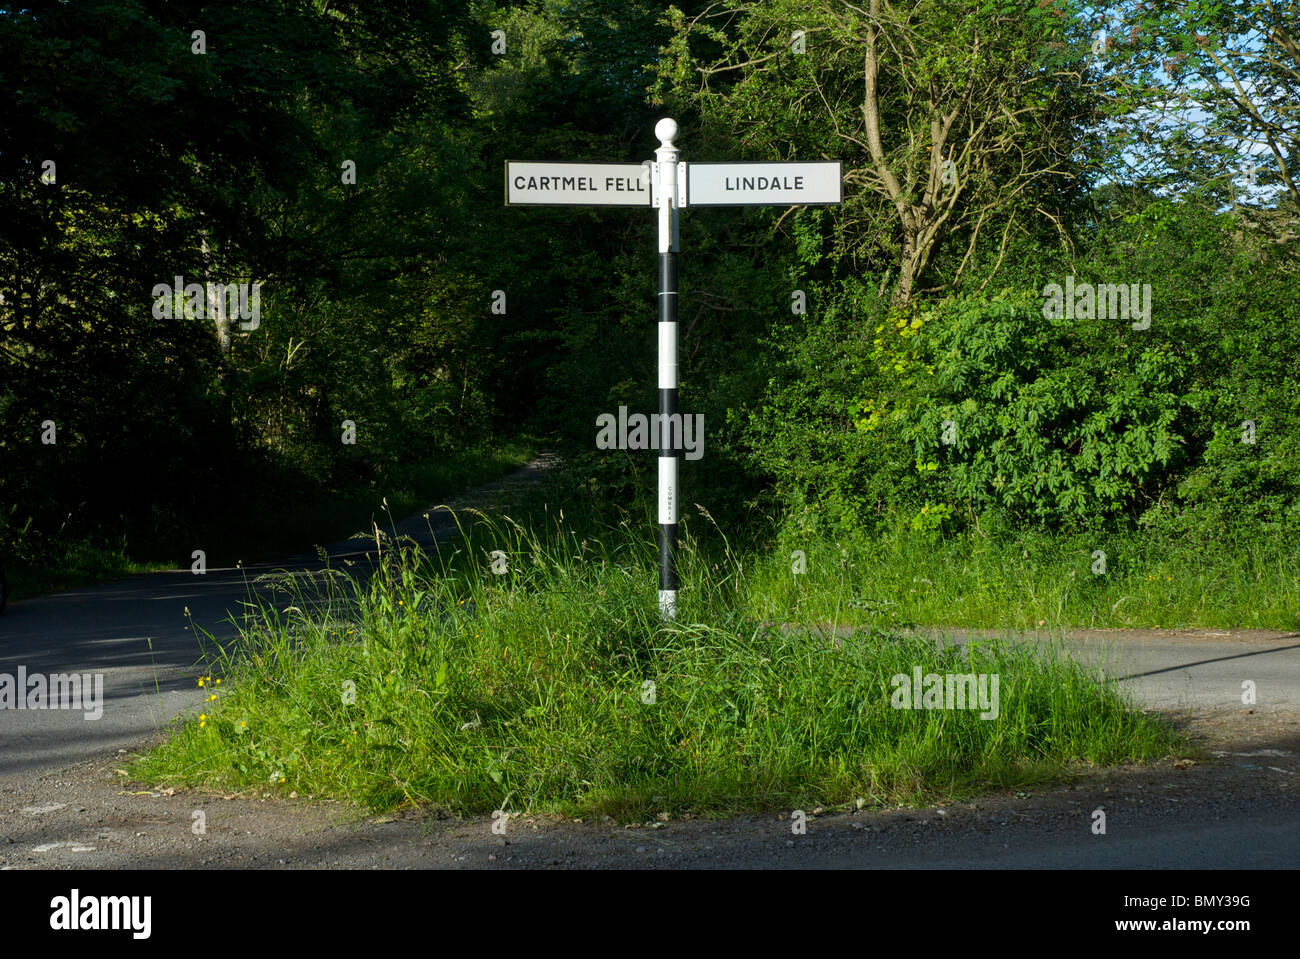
[505,119,843,620]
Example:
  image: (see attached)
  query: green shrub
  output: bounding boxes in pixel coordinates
[906,289,1191,531]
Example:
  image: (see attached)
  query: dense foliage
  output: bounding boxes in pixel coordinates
[2,0,1296,584]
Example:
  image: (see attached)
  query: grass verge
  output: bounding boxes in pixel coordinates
[744,520,1300,632]
[131,508,1188,821]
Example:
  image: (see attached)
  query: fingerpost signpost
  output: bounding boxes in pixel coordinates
[506,118,842,620]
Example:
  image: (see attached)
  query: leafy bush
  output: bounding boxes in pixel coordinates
[742,275,920,534]
[906,290,1191,531]
[742,200,1300,541]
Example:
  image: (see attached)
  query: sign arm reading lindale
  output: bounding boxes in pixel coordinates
[504,120,843,620]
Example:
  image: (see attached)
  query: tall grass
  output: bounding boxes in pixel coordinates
[132,506,1186,820]
[744,520,1300,632]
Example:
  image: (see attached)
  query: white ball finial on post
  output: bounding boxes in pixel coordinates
[655,117,678,150]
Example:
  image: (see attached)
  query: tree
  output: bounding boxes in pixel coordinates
[0,0,483,562]
[655,0,1097,305]
[1092,0,1300,214]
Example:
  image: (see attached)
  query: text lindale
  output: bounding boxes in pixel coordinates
[724,175,805,191]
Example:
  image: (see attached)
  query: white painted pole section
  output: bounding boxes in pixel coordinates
[657,316,678,389]
[657,121,678,254]
[658,457,677,524]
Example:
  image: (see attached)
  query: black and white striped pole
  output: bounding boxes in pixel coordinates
[654,118,681,621]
